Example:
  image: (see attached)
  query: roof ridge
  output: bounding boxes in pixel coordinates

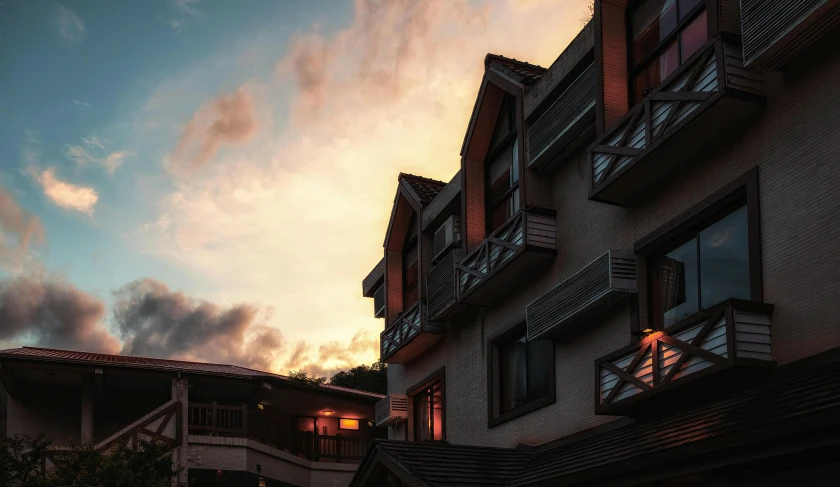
[397,172,447,187]
[484,53,547,72]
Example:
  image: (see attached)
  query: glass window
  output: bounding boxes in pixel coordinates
[629,0,707,105]
[499,330,553,413]
[413,381,443,441]
[486,96,520,234]
[653,205,750,328]
[402,213,419,309]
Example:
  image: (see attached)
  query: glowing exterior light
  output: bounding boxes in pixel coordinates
[322,409,334,416]
[257,403,264,410]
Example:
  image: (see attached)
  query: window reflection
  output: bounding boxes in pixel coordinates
[414,381,443,441]
[499,329,553,413]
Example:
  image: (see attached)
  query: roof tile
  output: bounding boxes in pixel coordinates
[399,173,447,206]
[485,53,547,86]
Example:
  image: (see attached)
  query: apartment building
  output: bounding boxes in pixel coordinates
[356,0,840,485]
[0,347,385,487]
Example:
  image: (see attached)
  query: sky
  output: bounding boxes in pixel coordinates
[0,0,588,377]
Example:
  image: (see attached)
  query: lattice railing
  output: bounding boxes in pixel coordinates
[456,211,525,299]
[591,41,719,188]
[596,299,773,413]
[380,301,424,359]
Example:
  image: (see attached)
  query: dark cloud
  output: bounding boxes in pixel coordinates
[0,276,119,353]
[114,278,284,371]
[169,87,257,171]
[0,183,45,272]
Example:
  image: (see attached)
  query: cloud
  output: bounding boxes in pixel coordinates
[0,275,119,353]
[113,278,284,371]
[283,331,379,378]
[73,99,92,109]
[55,4,86,42]
[165,18,186,33]
[65,138,131,174]
[174,0,200,15]
[0,183,46,273]
[24,130,40,144]
[137,0,586,366]
[167,87,258,171]
[35,168,98,215]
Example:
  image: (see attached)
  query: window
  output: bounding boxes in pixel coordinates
[629,0,707,105]
[651,204,751,328]
[489,324,554,426]
[413,380,443,441]
[402,212,419,309]
[338,418,360,431]
[486,95,520,234]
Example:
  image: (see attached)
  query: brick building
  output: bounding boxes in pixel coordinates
[356,0,840,485]
[0,347,385,487]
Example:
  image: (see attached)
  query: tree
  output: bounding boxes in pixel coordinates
[0,434,50,487]
[48,438,180,487]
[329,361,387,395]
[581,0,594,26]
[287,369,327,385]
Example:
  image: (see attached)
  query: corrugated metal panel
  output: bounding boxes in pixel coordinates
[526,250,637,341]
[741,0,839,68]
[735,310,773,360]
[427,250,458,320]
[375,394,408,427]
[526,213,556,249]
[528,63,595,166]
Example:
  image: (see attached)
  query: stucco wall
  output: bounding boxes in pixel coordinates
[7,384,81,445]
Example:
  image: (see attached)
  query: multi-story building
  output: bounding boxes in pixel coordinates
[0,347,385,487]
[356,1,840,485]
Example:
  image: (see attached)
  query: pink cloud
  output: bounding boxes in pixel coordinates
[0,183,46,273]
[35,168,98,215]
[168,87,258,171]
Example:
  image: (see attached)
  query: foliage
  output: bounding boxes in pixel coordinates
[287,369,327,385]
[0,433,51,487]
[581,0,594,26]
[329,360,387,395]
[48,438,180,487]
[0,434,182,487]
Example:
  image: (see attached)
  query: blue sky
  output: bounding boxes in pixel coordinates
[0,0,587,375]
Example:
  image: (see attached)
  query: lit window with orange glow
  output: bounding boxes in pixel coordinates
[339,419,360,430]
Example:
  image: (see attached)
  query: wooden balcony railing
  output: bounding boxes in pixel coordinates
[456,208,556,306]
[380,302,444,364]
[588,36,764,206]
[595,299,774,415]
[426,249,463,321]
[188,404,371,463]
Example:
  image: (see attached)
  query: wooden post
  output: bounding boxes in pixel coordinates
[211,401,217,436]
[336,433,342,463]
[305,432,314,461]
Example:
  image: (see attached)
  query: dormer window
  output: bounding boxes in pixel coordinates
[629,0,707,105]
[402,212,419,309]
[486,95,520,234]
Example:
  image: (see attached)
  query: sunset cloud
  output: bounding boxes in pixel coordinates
[0,183,45,273]
[168,87,258,172]
[36,168,99,215]
[65,139,131,174]
[138,0,585,367]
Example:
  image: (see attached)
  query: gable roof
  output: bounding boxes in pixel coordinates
[0,346,384,399]
[351,354,840,486]
[399,173,447,206]
[351,440,530,487]
[485,54,547,87]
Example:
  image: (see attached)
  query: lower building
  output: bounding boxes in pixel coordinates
[0,346,386,487]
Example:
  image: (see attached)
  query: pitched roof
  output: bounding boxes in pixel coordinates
[354,440,530,487]
[485,54,547,86]
[362,257,385,297]
[0,346,384,399]
[399,173,447,206]
[351,355,840,486]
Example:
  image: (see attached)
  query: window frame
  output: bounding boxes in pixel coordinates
[487,323,556,428]
[401,212,419,310]
[485,95,521,235]
[634,167,763,333]
[626,0,708,105]
[338,418,361,431]
[406,367,445,442]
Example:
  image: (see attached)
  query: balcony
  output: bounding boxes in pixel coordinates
[595,299,774,416]
[187,402,371,463]
[380,302,444,364]
[427,249,464,321]
[456,208,556,306]
[589,36,764,206]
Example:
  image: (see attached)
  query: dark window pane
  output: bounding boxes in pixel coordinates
[414,382,443,441]
[500,334,527,412]
[680,10,707,62]
[488,145,512,206]
[633,62,658,104]
[660,41,679,80]
[403,240,418,308]
[489,195,513,233]
[511,138,519,184]
[631,0,678,64]
[491,99,511,148]
[660,0,678,41]
[699,205,750,308]
[526,340,553,399]
[661,238,699,327]
[679,0,704,17]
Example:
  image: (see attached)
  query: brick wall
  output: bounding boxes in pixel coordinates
[387,37,840,449]
[599,0,629,133]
